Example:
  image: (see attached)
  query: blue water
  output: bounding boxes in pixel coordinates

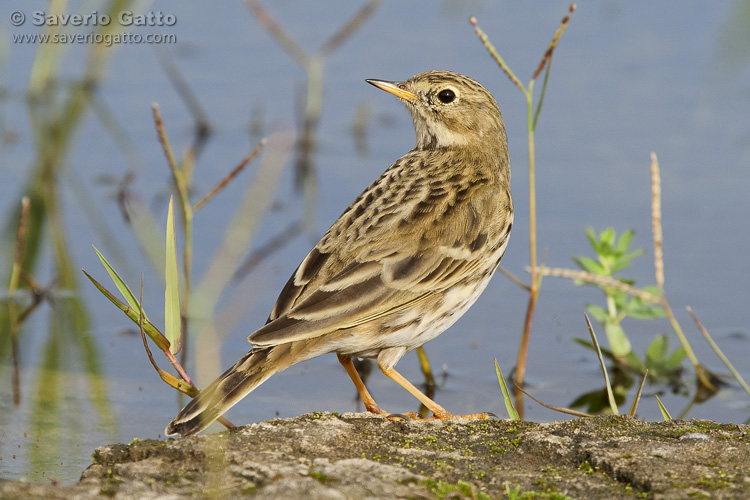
[1,0,748,484]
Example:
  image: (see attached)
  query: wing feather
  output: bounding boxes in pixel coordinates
[251,149,512,348]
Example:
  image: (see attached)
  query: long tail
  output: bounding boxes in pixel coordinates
[165,345,292,437]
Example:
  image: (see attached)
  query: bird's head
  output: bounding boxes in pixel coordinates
[367,70,506,151]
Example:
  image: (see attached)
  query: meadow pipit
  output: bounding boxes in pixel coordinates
[166,70,513,437]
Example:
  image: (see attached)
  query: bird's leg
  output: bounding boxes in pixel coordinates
[337,354,390,417]
[379,363,493,421]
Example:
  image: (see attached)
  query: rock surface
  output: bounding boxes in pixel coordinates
[1,413,749,499]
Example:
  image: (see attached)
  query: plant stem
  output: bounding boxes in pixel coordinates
[514,288,538,393]
[471,7,576,410]
[650,152,713,391]
[687,306,750,399]
[661,298,712,389]
[513,82,538,394]
[527,81,537,284]
[606,294,618,319]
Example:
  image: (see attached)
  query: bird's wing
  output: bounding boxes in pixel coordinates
[249,157,511,347]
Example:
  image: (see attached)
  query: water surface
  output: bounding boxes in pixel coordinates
[1,1,748,484]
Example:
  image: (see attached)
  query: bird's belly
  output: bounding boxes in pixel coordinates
[336,227,510,361]
[338,267,498,360]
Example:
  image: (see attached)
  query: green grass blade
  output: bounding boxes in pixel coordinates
[585,313,619,415]
[628,369,648,417]
[82,269,170,352]
[655,395,673,421]
[531,54,553,131]
[494,358,520,421]
[92,245,148,321]
[164,196,181,354]
[687,306,750,400]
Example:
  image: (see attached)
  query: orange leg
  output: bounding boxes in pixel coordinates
[379,363,493,421]
[337,354,389,416]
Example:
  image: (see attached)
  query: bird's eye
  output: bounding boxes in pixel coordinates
[437,89,455,104]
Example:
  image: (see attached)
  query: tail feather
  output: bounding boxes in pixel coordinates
[165,346,287,437]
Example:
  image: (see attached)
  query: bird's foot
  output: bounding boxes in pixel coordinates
[372,410,498,422]
[414,410,498,421]
[362,403,406,420]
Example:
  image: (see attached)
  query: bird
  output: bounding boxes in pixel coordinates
[166,70,513,437]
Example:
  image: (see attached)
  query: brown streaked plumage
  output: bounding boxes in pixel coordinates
[166,70,513,437]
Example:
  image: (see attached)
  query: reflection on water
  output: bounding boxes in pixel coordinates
[1,0,137,482]
[246,0,383,231]
[0,0,748,485]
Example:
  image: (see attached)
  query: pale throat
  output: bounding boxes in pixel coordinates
[413,115,471,149]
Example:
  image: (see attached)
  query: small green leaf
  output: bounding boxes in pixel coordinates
[93,246,148,321]
[585,304,609,324]
[611,289,629,311]
[611,249,645,274]
[610,252,643,274]
[625,294,662,316]
[625,351,646,373]
[665,347,687,370]
[600,227,616,251]
[83,270,170,351]
[604,321,631,358]
[164,196,181,354]
[626,300,666,320]
[610,260,629,275]
[655,395,673,421]
[585,228,598,251]
[494,358,520,421]
[573,256,607,276]
[621,248,645,261]
[569,388,612,414]
[646,334,668,363]
[573,337,616,361]
[573,337,595,350]
[615,229,635,253]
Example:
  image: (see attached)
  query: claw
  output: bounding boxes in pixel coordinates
[386,413,413,421]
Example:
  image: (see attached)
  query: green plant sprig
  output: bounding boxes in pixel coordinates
[471,5,577,404]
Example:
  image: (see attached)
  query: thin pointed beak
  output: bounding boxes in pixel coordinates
[366,79,418,102]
